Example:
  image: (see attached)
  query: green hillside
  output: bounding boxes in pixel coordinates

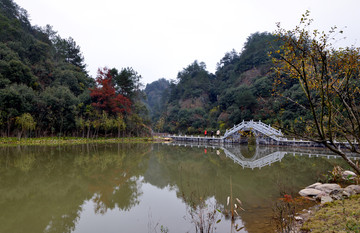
[145,32,309,134]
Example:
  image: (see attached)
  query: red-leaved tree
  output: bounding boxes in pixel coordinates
[90,68,131,115]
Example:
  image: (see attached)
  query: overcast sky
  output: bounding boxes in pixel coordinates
[15,0,360,85]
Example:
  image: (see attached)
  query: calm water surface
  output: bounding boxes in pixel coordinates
[0,143,351,233]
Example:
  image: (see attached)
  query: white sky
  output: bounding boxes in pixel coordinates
[15,0,360,85]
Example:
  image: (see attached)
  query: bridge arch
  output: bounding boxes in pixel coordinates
[223,120,284,143]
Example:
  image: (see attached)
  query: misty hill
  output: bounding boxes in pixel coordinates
[144,78,170,121]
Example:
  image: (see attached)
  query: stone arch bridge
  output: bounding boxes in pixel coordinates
[223,120,283,144]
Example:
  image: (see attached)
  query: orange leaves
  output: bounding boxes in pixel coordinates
[279,194,293,203]
[90,67,132,115]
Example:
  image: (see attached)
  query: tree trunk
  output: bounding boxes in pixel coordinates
[87,126,90,139]
[17,130,22,140]
[325,143,360,175]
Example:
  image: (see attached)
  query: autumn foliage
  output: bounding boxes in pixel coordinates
[90,68,131,115]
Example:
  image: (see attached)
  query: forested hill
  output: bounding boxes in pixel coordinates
[0,0,150,137]
[1,0,308,137]
[145,32,309,134]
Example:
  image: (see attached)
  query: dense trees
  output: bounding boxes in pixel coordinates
[0,0,92,136]
[90,68,131,115]
[15,112,36,138]
[110,67,141,99]
[0,0,150,137]
[160,61,216,133]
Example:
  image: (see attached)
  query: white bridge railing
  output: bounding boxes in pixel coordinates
[224,120,284,141]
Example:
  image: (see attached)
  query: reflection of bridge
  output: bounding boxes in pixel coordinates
[165,142,359,169]
[169,120,354,148]
[222,147,286,169]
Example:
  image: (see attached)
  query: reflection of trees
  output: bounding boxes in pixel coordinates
[0,143,151,233]
[239,144,256,158]
[0,147,88,233]
[83,151,146,214]
[145,144,350,233]
[90,175,142,214]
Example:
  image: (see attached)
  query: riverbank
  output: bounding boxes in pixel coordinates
[0,136,170,146]
[294,194,360,232]
[293,169,360,232]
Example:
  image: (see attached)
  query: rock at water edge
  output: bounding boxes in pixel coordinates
[299,188,323,198]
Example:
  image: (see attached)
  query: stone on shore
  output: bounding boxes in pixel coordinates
[342,170,357,180]
[343,185,360,195]
[299,188,323,198]
[320,196,333,205]
[306,182,322,189]
[329,189,343,200]
[313,183,342,194]
[300,182,360,204]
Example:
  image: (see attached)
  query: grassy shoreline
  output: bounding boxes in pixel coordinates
[0,136,163,146]
[299,194,360,232]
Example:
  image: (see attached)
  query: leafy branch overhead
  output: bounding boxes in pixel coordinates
[272,10,360,174]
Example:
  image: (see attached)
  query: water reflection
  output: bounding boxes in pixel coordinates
[0,143,355,233]
[0,144,150,233]
[166,141,359,169]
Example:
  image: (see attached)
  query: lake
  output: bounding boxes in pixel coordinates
[0,143,352,233]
